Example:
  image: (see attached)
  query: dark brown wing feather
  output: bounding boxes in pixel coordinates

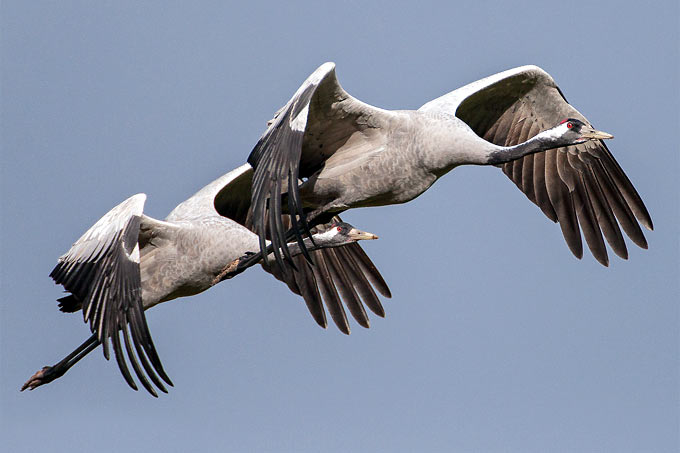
[263,217,390,334]
[455,70,652,265]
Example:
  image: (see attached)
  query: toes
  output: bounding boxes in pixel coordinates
[20,367,50,391]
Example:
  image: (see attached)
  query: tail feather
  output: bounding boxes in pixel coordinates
[57,294,81,313]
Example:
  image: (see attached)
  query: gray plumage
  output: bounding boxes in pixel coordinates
[248,63,652,269]
[23,164,388,396]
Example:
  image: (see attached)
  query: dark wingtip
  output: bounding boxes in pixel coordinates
[57,294,81,313]
[591,245,609,267]
[595,255,610,267]
[567,242,584,260]
[356,317,370,329]
[631,231,649,250]
[612,247,629,261]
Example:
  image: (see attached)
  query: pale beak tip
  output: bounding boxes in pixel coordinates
[361,231,379,240]
[348,228,379,241]
[587,129,614,140]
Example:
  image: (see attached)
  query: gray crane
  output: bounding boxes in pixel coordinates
[22,164,388,397]
[247,63,652,270]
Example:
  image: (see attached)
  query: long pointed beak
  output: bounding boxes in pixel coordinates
[581,126,614,140]
[348,228,378,241]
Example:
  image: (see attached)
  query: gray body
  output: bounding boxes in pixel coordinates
[300,111,489,210]
[140,166,259,307]
[139,217,256,306]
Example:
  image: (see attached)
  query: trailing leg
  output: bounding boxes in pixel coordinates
[21,334,100,391]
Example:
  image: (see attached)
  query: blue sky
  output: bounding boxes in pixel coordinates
[2,1,678,451]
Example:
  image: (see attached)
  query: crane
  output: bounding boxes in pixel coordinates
[246,63,652,270]
[22,164,388,396]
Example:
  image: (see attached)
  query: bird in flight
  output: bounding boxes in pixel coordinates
[22,164,388,396]
[246,62,651,271]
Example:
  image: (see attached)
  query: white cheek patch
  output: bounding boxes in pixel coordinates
[315,228,338,242]
[544,122,570,140]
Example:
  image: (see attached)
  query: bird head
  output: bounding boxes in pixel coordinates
[543,118,614,146]
[320,222,379,245]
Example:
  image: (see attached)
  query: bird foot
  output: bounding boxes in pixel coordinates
[20,366,62,392]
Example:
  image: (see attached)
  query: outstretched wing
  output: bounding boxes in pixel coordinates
[421,65,652,266]
[50,194,172,396]
[247,62,392,273]
[214,165,392,334]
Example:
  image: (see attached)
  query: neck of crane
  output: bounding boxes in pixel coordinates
[283,237,313,259]
[485,133,560,165]
[283,233,342,257]
[219,235,332,283]
[235,233,341,273]
[416,116,560,171]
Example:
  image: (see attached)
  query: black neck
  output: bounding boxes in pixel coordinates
[487,135,559,165]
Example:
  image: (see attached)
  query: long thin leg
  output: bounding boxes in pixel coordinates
[21,334,100,391]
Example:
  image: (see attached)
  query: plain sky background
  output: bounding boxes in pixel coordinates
[2,1,678,452]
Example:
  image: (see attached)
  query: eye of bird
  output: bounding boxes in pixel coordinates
[560,118,578,130]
